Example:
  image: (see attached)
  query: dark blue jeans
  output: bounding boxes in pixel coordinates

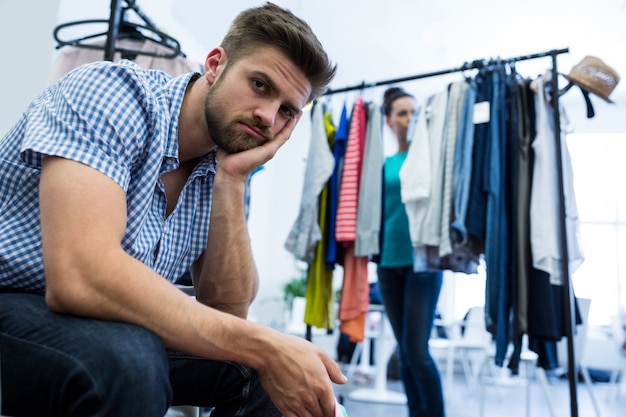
[377,267,444,417]
[0,292,279,417]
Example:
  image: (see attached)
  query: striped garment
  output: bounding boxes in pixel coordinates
[335,97,365,242]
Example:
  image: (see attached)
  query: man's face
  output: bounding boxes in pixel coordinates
[204,47,312,153]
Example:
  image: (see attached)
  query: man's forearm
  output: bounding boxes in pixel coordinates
[194,174,258,318]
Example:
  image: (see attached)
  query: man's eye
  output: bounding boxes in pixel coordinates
[280,105,295,119]
[253,79,266,92]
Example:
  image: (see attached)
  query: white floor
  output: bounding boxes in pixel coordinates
[334,365,626,417]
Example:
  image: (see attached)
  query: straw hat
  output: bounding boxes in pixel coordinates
[562,56,620,103]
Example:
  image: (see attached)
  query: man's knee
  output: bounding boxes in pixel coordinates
[1,316,172,417]
[87,324,173,409]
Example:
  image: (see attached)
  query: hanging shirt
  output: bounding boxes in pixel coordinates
[401,90,448,247]
[304,110,337,330]
[325,103,350,267]
[354,102,383,257]
[451,79,478,247]
[285,103,335,262]
[335,97,366,242]
[439,81,469,256]
[48,38,201,84]
[529,75,584,285]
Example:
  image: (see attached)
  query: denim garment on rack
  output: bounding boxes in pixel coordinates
[464,69,492,241]
[484,66,512,366]
[450,78,477,247]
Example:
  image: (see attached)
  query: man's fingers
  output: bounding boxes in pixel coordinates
[322,353,348,385]
[274,116,298,145]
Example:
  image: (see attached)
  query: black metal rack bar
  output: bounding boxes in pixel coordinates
[104,0,123,61]
[323,48,569,95]
[322,47,580,416]
[101,0,182,61]
[549,52,579,417]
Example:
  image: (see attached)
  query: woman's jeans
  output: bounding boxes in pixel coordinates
[0,292,279,417]
[377,267,445,417]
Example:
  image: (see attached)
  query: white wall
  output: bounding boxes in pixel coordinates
[2,0,626,322]
[0,0,60,135]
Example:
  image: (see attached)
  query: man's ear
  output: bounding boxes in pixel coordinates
[204,47,227,85]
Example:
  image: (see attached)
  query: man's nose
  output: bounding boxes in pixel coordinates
[253,102,279,127]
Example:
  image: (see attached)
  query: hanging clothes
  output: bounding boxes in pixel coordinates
[354,102,384,257]
[525,74,584,367]
[48,39,201,83]
[513,77,536,336]
[307,51,585,414]
[335,97,366,243]
[337,102,385,339]
[448,78,486,275]
[501,71,526,373]
[325,103,350,268]
[335,97,370,343]
[482,65,512,366]
[303,109,337,330]
[529,75,584,285]
[439,81,469,257]
[285,103,335,262]
[450,78,478,249]
[399,86,480,275]
[401,90,448,250]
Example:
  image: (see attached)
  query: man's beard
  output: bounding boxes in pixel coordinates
[204,84,272,154]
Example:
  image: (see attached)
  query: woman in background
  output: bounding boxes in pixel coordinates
[377,87,445,417]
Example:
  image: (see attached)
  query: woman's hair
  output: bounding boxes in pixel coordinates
[382,87,414,117]
[220,2,337,103]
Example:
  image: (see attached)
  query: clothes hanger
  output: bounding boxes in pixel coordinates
[557,79,595,118]
[460,61,474,82]
[53,1,184,59]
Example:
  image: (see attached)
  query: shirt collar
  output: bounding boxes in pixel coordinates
[161,72,216,178]
[163,72,201,162]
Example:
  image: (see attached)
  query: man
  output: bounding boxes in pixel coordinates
[0,3,345,416]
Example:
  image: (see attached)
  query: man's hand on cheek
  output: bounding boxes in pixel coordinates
[216,115,300,182]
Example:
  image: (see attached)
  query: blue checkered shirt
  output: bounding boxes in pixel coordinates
[0,60,215,292]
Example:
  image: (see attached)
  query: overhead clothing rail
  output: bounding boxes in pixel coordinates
[53,0,185,62]
[323,48,569,95]
[49,0,200,86]
[103,0,183,60]
[323,47,582,417]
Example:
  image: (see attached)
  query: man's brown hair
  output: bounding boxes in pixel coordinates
[220,2,336,102]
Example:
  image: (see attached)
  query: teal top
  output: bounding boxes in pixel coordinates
[379,152,414,267]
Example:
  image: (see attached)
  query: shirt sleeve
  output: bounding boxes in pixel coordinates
[20,60,158,191]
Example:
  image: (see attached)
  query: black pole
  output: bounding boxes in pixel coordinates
[550,51,579,417]
[104,0,123,61]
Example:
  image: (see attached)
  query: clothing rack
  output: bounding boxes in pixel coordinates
[323,47,582,417]
[104,0,182,60]
[53,0,184,61]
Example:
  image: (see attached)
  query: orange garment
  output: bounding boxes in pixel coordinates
[335,98,369,342]
[338,243,369,342]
